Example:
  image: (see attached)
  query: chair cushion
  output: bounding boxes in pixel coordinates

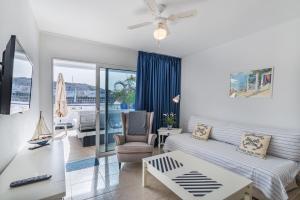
[121,112,154,143]
[126,135,148,143]
[128,111,147,135]
[116,142,153,154]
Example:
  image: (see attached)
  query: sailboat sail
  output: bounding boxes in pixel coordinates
[29,111,52,144]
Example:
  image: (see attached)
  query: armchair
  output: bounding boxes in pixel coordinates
[113,112,157,168]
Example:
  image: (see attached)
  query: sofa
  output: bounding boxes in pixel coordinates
[163,116,300,200]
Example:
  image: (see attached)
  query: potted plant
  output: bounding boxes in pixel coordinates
[163,112,176,130]
[112,75,136,109]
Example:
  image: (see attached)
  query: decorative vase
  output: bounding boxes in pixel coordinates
[167,125,173,130]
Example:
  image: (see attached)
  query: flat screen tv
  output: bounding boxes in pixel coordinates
[0,35,33,115]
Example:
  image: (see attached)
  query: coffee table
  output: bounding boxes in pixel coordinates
[143,151,252,200]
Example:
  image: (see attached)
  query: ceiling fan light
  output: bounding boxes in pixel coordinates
[153,23,167,40]
[153,28,167,40]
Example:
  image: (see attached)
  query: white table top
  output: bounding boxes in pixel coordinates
[158,128,182,133]
[0,140,65,200]
[143,150,252,200]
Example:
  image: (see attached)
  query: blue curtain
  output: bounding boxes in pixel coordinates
[135,51,181,134]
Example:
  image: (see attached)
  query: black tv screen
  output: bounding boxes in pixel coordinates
[0,35,33,115]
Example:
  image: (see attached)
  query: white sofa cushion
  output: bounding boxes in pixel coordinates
[188,116,300,162]
[164,133,300,200]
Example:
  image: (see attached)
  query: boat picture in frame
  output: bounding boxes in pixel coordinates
[229,67,274,98]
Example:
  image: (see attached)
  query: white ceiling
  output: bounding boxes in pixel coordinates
[29,0,300,57]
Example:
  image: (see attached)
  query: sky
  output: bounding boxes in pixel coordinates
[53,65,135,89]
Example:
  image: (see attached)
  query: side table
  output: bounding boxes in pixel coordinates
[157,128,182,151]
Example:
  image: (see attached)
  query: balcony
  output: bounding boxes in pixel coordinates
[54,102,134,151]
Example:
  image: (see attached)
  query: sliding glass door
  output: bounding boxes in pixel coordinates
[98,68,136,152]
[106,69,136,151]
[53,59,135,155]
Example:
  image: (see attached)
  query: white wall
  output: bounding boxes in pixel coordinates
[39,32,138,130]
[181,18,300,131]
[0,0,39,173]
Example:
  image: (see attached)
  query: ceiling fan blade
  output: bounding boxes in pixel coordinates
[127,22,153,30]
[144,0,159,15]
[168,9,197,22]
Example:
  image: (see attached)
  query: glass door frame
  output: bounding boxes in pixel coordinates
[95,66,101,156]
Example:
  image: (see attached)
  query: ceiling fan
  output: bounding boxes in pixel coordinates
[128,0,197,41]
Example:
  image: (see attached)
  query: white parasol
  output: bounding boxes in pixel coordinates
[55,73,68,117]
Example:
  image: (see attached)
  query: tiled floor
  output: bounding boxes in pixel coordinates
[61,130,96,163]
[61,131,178,200]
[66,158,180,200]
[57,129,115,163]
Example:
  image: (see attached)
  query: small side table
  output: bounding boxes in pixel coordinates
[158,128,182,151]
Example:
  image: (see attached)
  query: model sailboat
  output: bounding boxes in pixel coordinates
[28,111,52,149]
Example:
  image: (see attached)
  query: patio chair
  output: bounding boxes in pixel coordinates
[113,111,157,169]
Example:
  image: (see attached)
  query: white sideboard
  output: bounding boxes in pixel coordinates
[0,140,65,200]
